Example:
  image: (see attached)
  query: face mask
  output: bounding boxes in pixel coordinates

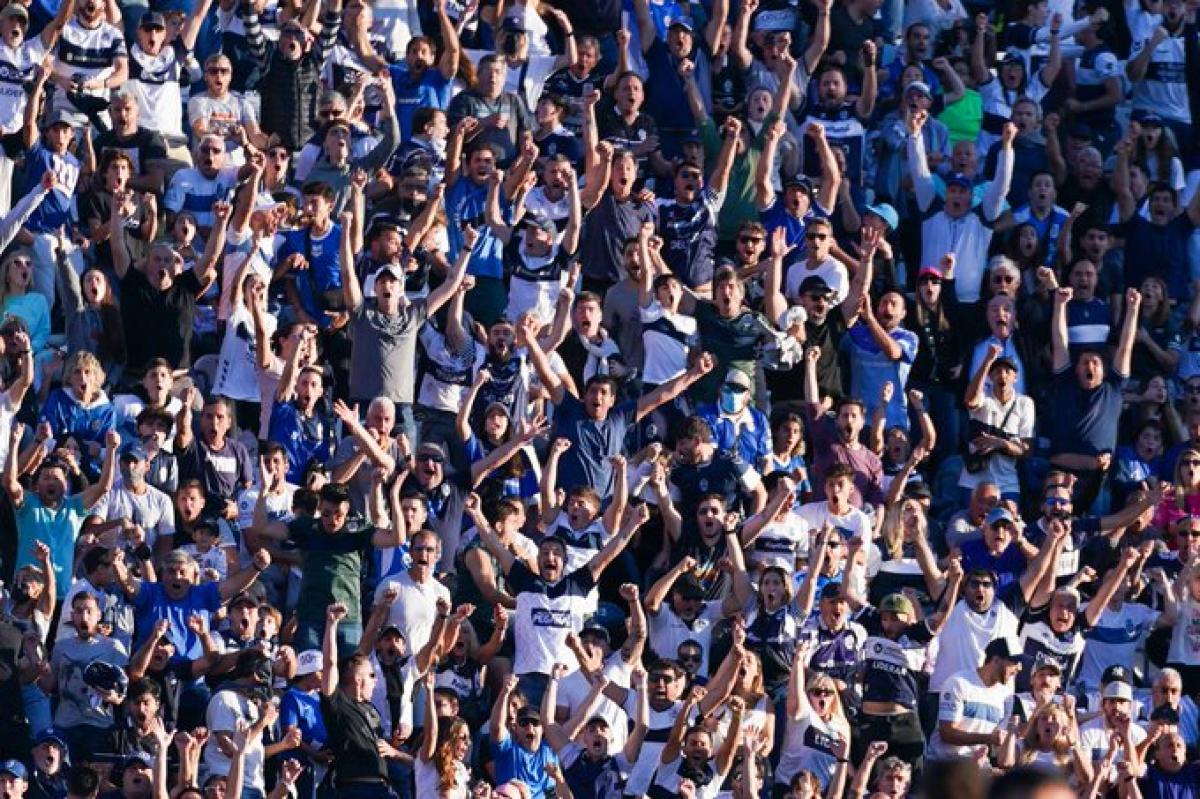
[719,387,745,415]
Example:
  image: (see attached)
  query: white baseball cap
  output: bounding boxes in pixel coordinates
[295,650,324,676]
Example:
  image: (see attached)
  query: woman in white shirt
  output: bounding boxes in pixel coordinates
[776,657,851,791]
[213,257,271,432]
[416,672,472,799]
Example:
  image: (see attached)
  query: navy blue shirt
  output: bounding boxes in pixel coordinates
[1046,364,1127,458]
[551,393,637,499]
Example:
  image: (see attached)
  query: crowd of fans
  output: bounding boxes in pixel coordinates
[0,0,1199,796]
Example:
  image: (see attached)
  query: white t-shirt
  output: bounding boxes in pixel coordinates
[0,38,47,134]
[0,392,16,476]
[792,502,873,555]
[639,301,697,386]
[622,698,695,797]
[747,515,808,571]
[648,601,724,676]
[414,756,469,799]
[1077,601,1159,690]
[928,599,1020,692]
[91,484,176,548]
[1168,598,1200,666]
[128,40,188,138]
[957,393,1035,494]
[556,656,632,750]
[213,304,268,402]
[776,703,845,789]
[376,570,451,655]
[1079,717,1147,783]
[784,258,850,304]
[205,689,265,789]
[926,668,1014,760]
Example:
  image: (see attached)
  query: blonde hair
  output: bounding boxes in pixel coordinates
[880,498,927,560]
[65,350,107,392]
[806,671,851,741]
[1020,702,1072,765]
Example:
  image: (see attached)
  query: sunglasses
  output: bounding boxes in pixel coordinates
[678,653,702,662]
[1182,460,1200,467]
[805,232,829,241]
[1178,530,1200,538]
[417,453,445,463]
[738,236,764,244]
[967,579,995,589]
[992,274,1017,283]
[649,674,675,683]
[1044,496,1071,506]
[808,688,835,697]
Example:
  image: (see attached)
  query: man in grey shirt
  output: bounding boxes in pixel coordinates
[339,202,476,446]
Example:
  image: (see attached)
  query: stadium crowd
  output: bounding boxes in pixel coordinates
[0,0,1199,796]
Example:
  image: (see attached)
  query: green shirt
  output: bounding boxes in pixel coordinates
[939,90,983,145]
[289,515,376,624]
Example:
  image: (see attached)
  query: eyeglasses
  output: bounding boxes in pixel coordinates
[992,274,1017,283]
[738,236,764,245]
[805,232,829,241]
[268,150,290,160]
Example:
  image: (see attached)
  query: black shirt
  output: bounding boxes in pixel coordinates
[321,690,390,784]
[119,267,203,373]
[94,127,169,175]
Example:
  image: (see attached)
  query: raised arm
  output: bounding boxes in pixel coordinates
[804,0,832,73]
[40,0,75,48]
[586,504,649,581]
[517,314,567,404]
[729,0,757,70]
[632,0,657,53]
[855,41,878,119]
[80,429,120,509]
[491,674,519,743]
[905,109,936,212]
[320,603,345,696]
[755,120,786,211]
[710,117,742,197]
[425,226,475,317]
[982,123,1017,221]
[1113,288,1141,378]
[635,351,715,423]
[1127,26,1169,82]
[1051,286,1072,373]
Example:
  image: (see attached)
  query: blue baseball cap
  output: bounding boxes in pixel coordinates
[864,202,898,231]
[34,727,69,752]
[119,441,149,461]
[0,760,26,780]
[946,172,973,190]
[985,507,1015,527]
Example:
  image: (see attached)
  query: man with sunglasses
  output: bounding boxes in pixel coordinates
[187,54,270,160]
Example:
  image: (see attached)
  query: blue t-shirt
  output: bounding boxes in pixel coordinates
[847,322,919,430]
[40,389,116,448]
[24,143,81,233]
[490,735,559,799]
[15,494,90,600]
[759,198,828,266]
[132,580,223,661]
[280,687,329,762]
[446,178,506,279]
[388,64,452,142]
[958,539,1028,601]
[268,402,335,484]
[277,224,344,327]
[551,393,637,499]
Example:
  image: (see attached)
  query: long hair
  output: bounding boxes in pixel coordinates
[880,498,926,560]
[0,247,33,308]
[82,268,127,367]
[1134,126,1181,184]
[1019,702,1072,765]
[435,716,470,792]
[807,672,851,741]
[1173,446,1200,505]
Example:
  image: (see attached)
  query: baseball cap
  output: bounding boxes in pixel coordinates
[374,263,405,282]
[668,17,695,32]
[0,4,29,22]
[119,441,149,461]
[1102,681,1133,701]
[41,109,76,130]
[984,636,1023,661]
[522,215,557,235]
[904,80,933,98]
[879,593,915,617]
[416,442,447,461]
[864,202,898,231]
[34,727,70,752]
[723,369,752,390]
[674,573,705,599]
[985,507,1015,527]
[783,174,814,197]
[1067,122,1094,141]
[229,592,260,610]
[0,761,26,780]
[1102,664,1133,685]
[681,128,703,145]
[1031,652,1063,674]
[295,650,324,676]
[946,172,973,190]
[1131,109,1164,127]
[139,11,166,28]
[122,751,154,771]
[818,582,845,601]
[500,17,526,33]
[917,265,945,281]
[584,714,610,728]
[1001,47,1024,64]
[515,706,542,725]
[798,275,834,297]
[580,622,610,644]
[991,356,1019,374]
[379,624,406,640]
